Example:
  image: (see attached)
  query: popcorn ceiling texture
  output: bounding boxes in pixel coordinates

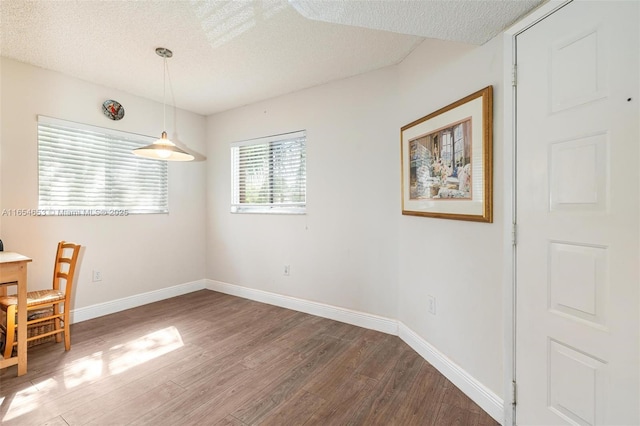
[290,0,543,45]
[0,0,541,116]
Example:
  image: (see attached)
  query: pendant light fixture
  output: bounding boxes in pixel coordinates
[133,47,194,161]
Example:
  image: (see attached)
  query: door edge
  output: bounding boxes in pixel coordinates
[502,1,572,424]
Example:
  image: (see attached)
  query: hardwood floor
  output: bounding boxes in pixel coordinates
[0,290,499,425]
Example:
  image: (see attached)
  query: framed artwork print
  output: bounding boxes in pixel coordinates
[401,86,493,222]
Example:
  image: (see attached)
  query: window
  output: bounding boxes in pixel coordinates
[441,129,453,164]
[231,130,306,214]
[38,116,168,214]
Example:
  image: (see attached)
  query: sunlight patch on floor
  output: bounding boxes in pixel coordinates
[2,326,184,423]
[108,326,184,375]
[2,384,45,422]
[64,351,104,388]
[32,377,59,392]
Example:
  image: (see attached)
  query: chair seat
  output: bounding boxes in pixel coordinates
[1,241,81,359]
[0,290,65,310]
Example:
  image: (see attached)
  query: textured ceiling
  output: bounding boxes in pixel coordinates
[0,0,543,116]
[290,0,543,44]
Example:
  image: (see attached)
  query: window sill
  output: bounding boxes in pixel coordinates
[230,206,306,215]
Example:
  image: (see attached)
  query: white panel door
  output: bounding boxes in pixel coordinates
[516,1,639,425]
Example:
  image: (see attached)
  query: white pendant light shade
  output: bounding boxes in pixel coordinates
[133,131,194,161]
[133,47,194,162]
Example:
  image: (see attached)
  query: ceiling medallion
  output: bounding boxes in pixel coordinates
[102,99,125,120]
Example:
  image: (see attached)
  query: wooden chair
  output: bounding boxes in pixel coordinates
[0,241,81,359]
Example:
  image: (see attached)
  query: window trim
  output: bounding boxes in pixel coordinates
[230,130,306,215]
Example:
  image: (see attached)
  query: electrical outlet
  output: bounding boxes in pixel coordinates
[283,265,290,276]
[92,270,102,282]
[428,295,436,315]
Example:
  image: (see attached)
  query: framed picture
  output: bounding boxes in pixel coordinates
[401,86,493,222]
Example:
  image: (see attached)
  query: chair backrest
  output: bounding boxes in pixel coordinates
[52,241,81,302]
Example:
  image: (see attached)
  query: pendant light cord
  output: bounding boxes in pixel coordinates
[163,57,167,132]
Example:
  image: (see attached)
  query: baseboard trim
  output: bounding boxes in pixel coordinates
[205,279,398,335]
[70,279,503,423]
[398,323,504,424]
[70,279,206,324]
[205,279,503,422]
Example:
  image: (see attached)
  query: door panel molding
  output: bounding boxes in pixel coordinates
[511,0,639,424]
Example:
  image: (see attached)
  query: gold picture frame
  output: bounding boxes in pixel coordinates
[401,86,493,222]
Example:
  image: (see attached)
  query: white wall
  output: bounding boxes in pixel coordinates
[206,66,400,318]
[206,36,505,398]
[1,30,506,403]
[0,58,207,309]
[397,37,505,395]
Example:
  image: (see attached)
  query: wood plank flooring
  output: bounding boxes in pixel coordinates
[0,290,499,425]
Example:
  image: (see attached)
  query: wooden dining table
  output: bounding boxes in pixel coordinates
[0,252,31,376]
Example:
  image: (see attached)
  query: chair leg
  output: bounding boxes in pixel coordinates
[63,306,71,351]
[4,305,16,359]
[53,303,62,343]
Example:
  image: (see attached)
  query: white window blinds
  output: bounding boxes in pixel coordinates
[38,116,168,214]
[231,130,306,214]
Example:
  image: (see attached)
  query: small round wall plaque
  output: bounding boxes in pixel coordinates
[102,99,125,120]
